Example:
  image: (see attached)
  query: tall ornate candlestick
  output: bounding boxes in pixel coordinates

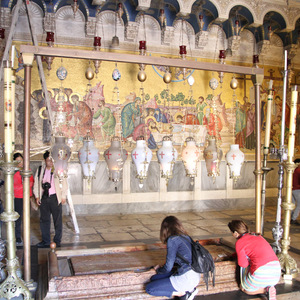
[0,61,31,299]
[272,50,288,253]
[261,81,274,234]
[278,85,298,280]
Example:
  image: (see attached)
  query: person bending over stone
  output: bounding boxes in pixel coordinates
[145,216,200,300]
[228,220,281,300]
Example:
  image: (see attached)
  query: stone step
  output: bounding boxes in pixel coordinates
[46,240,238,299]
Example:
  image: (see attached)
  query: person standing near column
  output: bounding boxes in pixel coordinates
[13,153,34,245]
[291,158,300,225]
[33,150,68,248]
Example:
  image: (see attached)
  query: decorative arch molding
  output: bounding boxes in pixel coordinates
[56,6,85,22]
[270,33,284,48]
[135,14,161,32]
[240,29,254,44]
[18,2,44,18]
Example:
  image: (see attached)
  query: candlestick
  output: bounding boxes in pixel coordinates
[11,74,16,152]
[264,80,273,155]
[4,61,12,154]
[287,86,298,161]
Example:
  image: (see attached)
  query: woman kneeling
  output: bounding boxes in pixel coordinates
[145,216,200,300]
[228,220,281,300]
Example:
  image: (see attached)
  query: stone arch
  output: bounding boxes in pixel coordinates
[224,1,256,25]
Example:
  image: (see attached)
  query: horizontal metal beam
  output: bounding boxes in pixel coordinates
[20,45,264,76]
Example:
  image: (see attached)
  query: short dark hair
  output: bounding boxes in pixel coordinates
[13,153,23,160]
[43,150,50,160]
[294,158,300,164]
[228,220,249,235]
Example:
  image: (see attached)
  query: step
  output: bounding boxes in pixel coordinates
[45,239,239,299]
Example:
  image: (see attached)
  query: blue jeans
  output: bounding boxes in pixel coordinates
[145,271,176,298]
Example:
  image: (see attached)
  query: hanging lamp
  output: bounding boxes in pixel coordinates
[93,36,101,75]
[78,132,100,183]
[157,136,178,184]
[104,136,128,185]
[225,144,245,182]
[45,32,55,72]
[138,40,147,82]
[203,136,223,182]
[51,134,71,182]
[182,137,200,179]
[131,136,152,188]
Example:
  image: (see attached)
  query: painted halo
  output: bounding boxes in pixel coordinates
[69,92,83,104]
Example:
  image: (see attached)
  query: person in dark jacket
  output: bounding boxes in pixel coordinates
[146,216,200,300]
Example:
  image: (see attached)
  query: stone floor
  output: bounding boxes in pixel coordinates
[2,203,300,299]
[28,205,300,252]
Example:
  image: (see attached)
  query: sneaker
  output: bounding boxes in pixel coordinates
[36,241,50,248]
[267,286,276,300]
[179,288,198,300]
[290,219,300,225]
[16,238,22,245]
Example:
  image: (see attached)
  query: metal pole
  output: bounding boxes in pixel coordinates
[22,63,32,283]
[252,72,264,233]
[261,84,274,234]
[0,61,31,299]
[271,50,288,253]
[278,85,298,280]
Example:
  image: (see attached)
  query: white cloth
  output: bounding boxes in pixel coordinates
[170,269,201,293]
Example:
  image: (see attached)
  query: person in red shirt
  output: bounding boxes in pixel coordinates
[291,158,300,225]
[13,153,34,245]
[228,220,281,300]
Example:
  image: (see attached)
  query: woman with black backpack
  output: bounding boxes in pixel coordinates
[145,216,200,300]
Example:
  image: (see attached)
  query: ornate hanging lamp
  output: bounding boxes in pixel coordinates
[179,44,187,80]
[159,8,166,26]
[104,136,128,186]
[78,133,99,183]
[199,14,204,31]
[45,32,55,72]
[93,36,101,76]
[203,136,223,182]
[71,0,79,17]
[157,136,178,184]
[131,136,152,188]
[182,137,200,181]
[234,19,241,36]
[225,144,244,182]
[218,50,226,87]
[112,3,121,48]
[137,40,147,82]
[51,134,71,182]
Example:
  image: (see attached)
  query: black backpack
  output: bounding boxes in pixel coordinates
[177,235,215,290]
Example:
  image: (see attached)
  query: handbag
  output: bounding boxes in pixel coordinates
[30,196,39,211]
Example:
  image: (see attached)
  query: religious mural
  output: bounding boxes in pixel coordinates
[12,76,297,156]
[11,47,299,156]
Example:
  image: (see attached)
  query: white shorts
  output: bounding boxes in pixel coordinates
[170,269,201,293]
